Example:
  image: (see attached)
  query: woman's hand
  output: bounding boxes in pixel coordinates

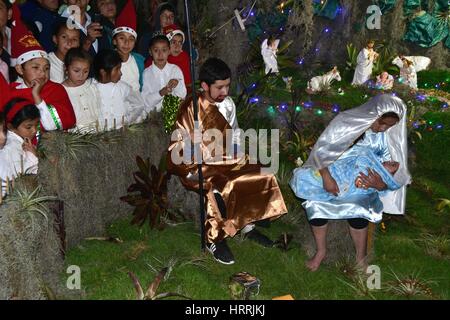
[319,167,340,196]
[357,169,387,191]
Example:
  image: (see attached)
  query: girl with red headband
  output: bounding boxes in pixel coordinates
[0,98,40,197]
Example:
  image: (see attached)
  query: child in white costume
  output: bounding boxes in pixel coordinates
[142,35,186,111]
[0,99,39,197]
[93,49,147,131]
[112,0,145,92]
[62,48,101,131]
[49,21,80,83]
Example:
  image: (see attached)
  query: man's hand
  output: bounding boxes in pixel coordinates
[357,169,387,191]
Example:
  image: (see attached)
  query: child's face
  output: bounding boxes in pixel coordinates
[150,41,170,68]
[113,32,136,56]
[169,34,183,56]
[382,161,400,175]
[0,1,11,30]
[160,9,175,28]
[67,59,90,86]
[0,124,6,149]
[97,0,116,20]
[10,118,40,141]
[15,58,50,87]
[106,64,122,83]
[53,27,80,57]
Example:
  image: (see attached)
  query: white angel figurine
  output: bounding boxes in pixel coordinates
[392,55,431,90]
[261,36,280,74]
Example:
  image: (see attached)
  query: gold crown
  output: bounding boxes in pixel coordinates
[19,35,40,48]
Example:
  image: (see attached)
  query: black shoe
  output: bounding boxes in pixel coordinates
[245,229,274,248]
[206,240,235,265]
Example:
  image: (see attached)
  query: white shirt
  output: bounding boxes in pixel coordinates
[120,55,140,92]
[95,80,146,131]
[0,131,38,196]
[142,63,186,111]
[215,96,241,146]
[63,79,101,131]
[15,78,59,131]
[49,52,65,83]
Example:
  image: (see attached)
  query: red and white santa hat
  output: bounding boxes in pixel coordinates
[112,0,138,38]
[163,24,185,44]
[10,3,48,66]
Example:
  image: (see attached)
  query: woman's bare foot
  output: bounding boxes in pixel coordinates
[306,251,326,271]
[356,256,368,272]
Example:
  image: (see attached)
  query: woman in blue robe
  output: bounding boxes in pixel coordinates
[290,94,411,271]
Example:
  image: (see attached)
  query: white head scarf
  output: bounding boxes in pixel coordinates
[304,94,411,214]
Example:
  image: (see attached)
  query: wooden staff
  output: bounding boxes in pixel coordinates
[183,0,206,250]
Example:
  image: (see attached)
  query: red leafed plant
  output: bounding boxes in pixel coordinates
[120,156,174,229]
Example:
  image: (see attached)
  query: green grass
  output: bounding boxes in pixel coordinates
[62,70,450,300]
[63,173,450,300]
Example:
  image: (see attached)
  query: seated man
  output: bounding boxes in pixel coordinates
[168,58,287,265]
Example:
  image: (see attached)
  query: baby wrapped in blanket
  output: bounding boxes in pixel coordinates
[290,146,401,223]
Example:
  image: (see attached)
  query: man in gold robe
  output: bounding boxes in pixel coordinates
[168,58,287,264]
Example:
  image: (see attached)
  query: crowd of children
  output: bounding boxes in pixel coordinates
[0,0,190,196]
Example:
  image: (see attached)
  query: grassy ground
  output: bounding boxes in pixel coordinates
[63,171,450,300]
[63,71,450,300]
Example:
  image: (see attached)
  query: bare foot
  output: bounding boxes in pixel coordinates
[356,256,368,272]
[306,251,326,272]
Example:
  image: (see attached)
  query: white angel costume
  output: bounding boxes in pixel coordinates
[352,48,376,85]
[392,56,431,90]
[63,79,101,132]
[95,80,147,131]
[0,131,38,196]
[291,94,411,222]
[261,38,280,74]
